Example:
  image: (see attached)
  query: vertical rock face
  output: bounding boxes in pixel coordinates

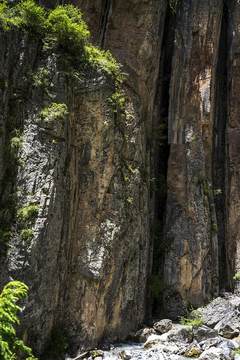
[226,0,240,286]
[163,0,223,317]
[1,0,240,357]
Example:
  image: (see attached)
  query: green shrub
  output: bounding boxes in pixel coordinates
[233,272,240,281]
[40,102,68,123]
[46,5,89,51]
[0,0,125,111]
[84,45,122,80]
[10,136,23,151]
[20,229,34,242]
[33,67,50,88]
[17,204,39,222]
[0,1,124,84]
[0,281,37,360]
[180,311,203,328]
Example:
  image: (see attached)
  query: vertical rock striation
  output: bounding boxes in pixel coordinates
[226,0,240,289]
[163,0,224,317]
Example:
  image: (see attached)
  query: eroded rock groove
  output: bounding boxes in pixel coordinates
[212,2,229,291]
[150,4,175,319]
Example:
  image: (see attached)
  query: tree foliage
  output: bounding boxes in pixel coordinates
[0,281,37,360]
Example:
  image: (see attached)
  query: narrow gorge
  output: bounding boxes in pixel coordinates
[1,0,240,359]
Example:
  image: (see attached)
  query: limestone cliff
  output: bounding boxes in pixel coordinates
[0,0,240,358]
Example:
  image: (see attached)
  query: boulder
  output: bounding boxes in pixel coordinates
[144,324,193,350]
[199,347,231,360]
[193,325,218,342]
[153,319,173,334]
[225,294,240,309]
[217,340,239,357]
[214,311,240,339]
[183,342,202,358]
[134,327,157,342]
[198,297,235,328]
[166,324,193,343]
[144,334,163,349]
[199,337,223,351]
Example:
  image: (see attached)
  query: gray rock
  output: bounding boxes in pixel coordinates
[217,340,239,359]
[144,324,193,349]
[199,337,223,351]
[183,342,202,357]
[193,325,218,342]
[135,328,157,342]
[224,293,240,310]
[198,297,234,328]
[199,347,231,360]
[214,311,240,339]
[153,319,173,334]
[166,324,193,344]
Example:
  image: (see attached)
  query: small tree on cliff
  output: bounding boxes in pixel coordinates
[0,281,37,360]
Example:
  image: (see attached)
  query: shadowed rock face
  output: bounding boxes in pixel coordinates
[1,0,240,357]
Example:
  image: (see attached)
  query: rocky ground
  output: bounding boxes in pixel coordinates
[67,293,240,360]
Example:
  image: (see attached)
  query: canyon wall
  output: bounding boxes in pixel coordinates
[1,0,240,358]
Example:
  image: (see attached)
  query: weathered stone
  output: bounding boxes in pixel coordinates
[199,347,231,360]
[134,328,157,343]
[163,0,223,317]
[226,1,240,293]
[199,337,223,351]
[166,325,193,344]
[214,311,240,339]
[198,297,235,328]
[153,319,173,334]
[193,326,218,342]
[144,324,193,349]
[183,342,202,358]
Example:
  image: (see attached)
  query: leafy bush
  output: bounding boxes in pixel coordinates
[233,272,240,281]
[46,5,89,51]
[0,281,37,359]
[0,0,124,89]
[40,103,68,123]
[180,311,203,328]
[32,67,50,88]
[84,45,122,80]
[17,204,39,222]
[10,136,23,151]
[20,229,34,242]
